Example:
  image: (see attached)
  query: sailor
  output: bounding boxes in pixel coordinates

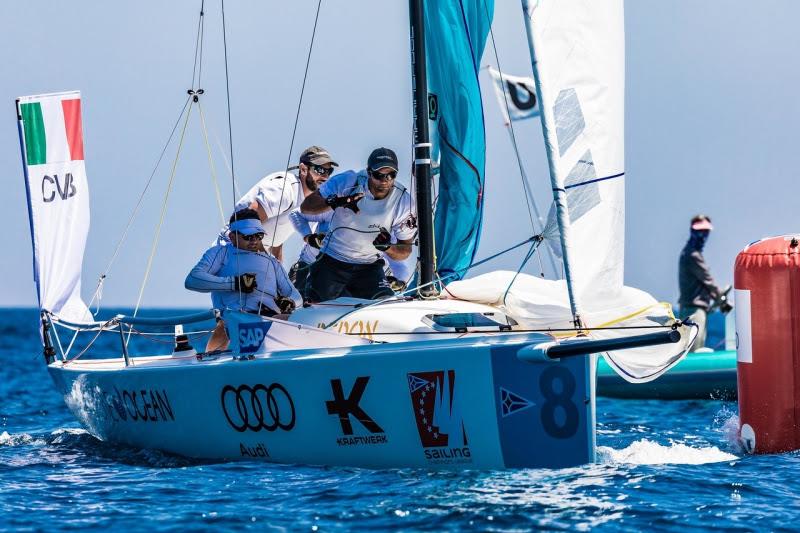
[678,214,732,352]
[289,209,413,296]
[186,209,302,350]
[300,147,417,302]
[233,145,338,261]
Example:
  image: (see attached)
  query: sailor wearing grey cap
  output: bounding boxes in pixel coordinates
[233,145,338,262]
[186,209,302,349]
[300,147,417,302]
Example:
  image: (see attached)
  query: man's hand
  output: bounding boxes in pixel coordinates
[305,232,325,249]
[373,227,392,251]
[326,193,364,214]
[276,296,296,314]
[719,295,734,314]
[234,273,257,293]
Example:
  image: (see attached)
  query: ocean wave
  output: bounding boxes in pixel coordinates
[598,438,738,465]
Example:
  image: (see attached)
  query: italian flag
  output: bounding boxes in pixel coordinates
[17,90,91,323]
[19,91,85,166]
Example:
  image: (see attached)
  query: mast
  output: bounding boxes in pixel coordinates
[520,0,584,327]
[409,0,438,298]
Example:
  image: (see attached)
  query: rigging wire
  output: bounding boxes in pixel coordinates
[86,95,193,314]
[481,0,557,279]
[221,0,237,208]
[197,102,226,224]
[131,105,196,323]
[191,0,206,89]
[268,0,324,252]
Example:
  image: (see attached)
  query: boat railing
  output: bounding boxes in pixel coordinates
[43,309,220,366]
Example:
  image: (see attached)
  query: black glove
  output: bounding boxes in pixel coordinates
[234,273,257,294]
[306,232,325,249]
[719,296,734,314]
[373,227,392,252]
[276,296,296,314]
[326,193,363,214]
[386,276,407,293]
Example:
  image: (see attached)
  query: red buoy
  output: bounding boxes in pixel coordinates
[735,235,800,453]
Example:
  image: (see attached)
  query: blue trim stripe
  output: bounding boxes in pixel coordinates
[564,171,625,190]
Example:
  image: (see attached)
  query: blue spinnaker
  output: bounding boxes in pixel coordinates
[424,0,494,281]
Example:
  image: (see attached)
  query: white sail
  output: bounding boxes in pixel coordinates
[17,91,91,323]
[504,0,694,381]
[524,0,625,309]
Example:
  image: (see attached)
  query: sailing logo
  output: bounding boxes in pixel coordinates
[42,173,77,202]
[487,66,540,123]
[499,387,535,418]
[407,370,471,463]
[237,322,272,354]
[326,377,387,446]
[221,384,296,433]
[103,386,175,423]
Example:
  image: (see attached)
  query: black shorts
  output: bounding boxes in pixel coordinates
[306,254,393,302]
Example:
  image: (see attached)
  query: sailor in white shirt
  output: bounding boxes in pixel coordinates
[289,209,413,295]
[233,146,338,261]
[300,147,417,302]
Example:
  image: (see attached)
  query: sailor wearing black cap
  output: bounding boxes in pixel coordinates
[300,147,417,302]
[233,145,338,261]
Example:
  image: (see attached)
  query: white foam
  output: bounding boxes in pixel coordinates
[598,439,738,465]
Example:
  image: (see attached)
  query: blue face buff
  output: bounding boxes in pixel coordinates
[689,229,710,251]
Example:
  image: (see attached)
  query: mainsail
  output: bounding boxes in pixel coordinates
[423,0,494,281]
[17,91,91,323]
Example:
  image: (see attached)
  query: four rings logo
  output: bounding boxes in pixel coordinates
[221,384,296,433]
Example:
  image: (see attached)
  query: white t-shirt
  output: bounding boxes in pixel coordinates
[185,242,301,313]
[317,170,416,264]
[235,171,305,248]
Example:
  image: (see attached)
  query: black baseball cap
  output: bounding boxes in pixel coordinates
[367,147,399,172]
[300,146,338,167]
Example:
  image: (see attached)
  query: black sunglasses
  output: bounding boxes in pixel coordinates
[369,169,397,182]
[310,164,335,176]
[233,232,265,242]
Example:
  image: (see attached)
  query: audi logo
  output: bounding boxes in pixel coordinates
[221,384,296,432]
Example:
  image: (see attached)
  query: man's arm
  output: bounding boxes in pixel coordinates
[300,191,332,215]
[185,246,233,292]
[247,200,268,222]
[383,238,413,261]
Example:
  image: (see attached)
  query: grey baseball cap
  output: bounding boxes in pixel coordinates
[300,146,338,167]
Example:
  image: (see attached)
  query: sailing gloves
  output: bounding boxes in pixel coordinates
[326,193,364,214]
[234,273,257,293]
[373,227,392,251]
[276,296,296,314]
[305,232,326,249]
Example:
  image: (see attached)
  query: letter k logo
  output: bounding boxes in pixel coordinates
[326,377,384,435]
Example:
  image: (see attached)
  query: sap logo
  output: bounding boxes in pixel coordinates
[238,322,272,353]
[42,173,77,203]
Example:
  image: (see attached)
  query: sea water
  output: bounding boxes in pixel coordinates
[1,308,798,531]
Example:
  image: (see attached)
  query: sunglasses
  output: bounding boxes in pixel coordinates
[370,170,397,182]
[233,232,265,242]
[310,165,335,176]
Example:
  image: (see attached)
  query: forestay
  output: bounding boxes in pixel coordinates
[17,91,91,324]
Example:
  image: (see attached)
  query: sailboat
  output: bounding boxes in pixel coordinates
[18,0,694,469]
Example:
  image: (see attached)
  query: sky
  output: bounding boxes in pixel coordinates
[1,1,798,309]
